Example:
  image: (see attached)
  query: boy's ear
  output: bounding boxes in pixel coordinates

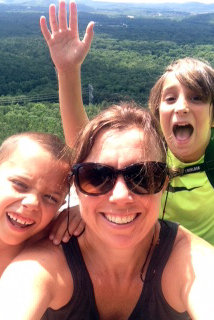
[210,103,214,127]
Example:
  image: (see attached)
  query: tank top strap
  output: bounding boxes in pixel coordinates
[129,221,190,320]
[146,219,179,281]
[61,237,99,319]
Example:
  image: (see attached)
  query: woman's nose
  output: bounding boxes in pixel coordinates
[109,176,134,203]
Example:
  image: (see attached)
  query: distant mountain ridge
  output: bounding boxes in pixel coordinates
[1,0,214,14]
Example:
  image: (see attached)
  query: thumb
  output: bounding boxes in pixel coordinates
[82,21,94,51]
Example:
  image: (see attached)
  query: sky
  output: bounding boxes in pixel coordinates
[95,0,214,3]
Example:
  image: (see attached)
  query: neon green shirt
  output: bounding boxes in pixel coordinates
[161,150,214,245]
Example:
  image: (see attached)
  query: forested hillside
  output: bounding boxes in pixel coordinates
[1,5,214,142]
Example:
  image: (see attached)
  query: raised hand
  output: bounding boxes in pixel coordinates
[40,0,94,73]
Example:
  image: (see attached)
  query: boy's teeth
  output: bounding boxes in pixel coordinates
[105,214,137,224]
[7,212,35,227]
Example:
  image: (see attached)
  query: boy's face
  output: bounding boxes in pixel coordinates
[0,138,69,246]
[159,72,212,163]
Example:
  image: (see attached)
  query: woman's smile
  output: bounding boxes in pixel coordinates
[102,212,139,225]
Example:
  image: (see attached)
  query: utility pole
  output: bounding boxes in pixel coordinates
[88,84,94,105]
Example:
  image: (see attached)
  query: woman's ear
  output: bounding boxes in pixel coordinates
[162,176,169,193]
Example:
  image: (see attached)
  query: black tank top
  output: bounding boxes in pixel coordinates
[42,220,190,320]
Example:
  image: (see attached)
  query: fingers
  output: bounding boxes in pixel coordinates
[49,210,68,245]
[83,21,94,51]
[69,1,78,36]
[73,219,86,237]
[40,16,51,42]
[49,4,59,34]
[62,214,85,242]
[59,0,68,31]
[49,206,83,245]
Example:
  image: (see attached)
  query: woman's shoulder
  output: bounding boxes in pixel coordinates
[0,239,73,315]
[169,225,214,273]
[18,237,65,267]
[175,225,214,255]
[161,224,214,318]
[168,225,214,298]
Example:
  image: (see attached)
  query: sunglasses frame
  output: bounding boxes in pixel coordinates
[71,162,167,196]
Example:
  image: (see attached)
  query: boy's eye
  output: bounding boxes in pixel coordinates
[44,194,58,204]
[12,180,28,190]
[191,95,202,102]
[164,96,176,103]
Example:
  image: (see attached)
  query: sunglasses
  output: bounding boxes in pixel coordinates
[71,162,167,196]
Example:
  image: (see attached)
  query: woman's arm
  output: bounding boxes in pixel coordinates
[179,233,214,319]
[162,227,214,319]
[40,0,93,146]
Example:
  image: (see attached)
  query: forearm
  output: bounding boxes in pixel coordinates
[40,1,93,147]
[58,67,89,147]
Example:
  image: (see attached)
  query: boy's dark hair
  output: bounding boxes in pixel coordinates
[149,57,214,122]
[0,132,72,166]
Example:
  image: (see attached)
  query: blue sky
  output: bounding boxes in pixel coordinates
[95,0,214,3]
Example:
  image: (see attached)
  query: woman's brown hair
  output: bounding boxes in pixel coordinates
[72,102,167,165]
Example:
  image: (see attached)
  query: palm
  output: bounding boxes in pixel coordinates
[47,30,89,70]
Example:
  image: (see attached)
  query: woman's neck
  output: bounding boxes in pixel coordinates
[79,222,160,280]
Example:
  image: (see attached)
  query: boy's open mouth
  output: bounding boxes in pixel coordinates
[173,124,193,141]
[6,212,36,229]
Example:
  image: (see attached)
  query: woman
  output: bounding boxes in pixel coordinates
[0,103,213,320]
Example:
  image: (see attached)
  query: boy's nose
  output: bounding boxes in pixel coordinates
[22,194,40,211]
[174,97,189,114]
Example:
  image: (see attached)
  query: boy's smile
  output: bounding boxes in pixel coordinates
[0,138,69,246]
[6,211,35,229]
[159,72,212,163]
[172,122,193,142]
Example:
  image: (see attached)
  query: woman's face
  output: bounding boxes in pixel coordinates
[76,127,165,249]
[0,138,69,246]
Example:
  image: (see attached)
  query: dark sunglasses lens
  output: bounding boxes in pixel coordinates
[125,162,166,194]
[124,164,148,194]
[77,164,114,195]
